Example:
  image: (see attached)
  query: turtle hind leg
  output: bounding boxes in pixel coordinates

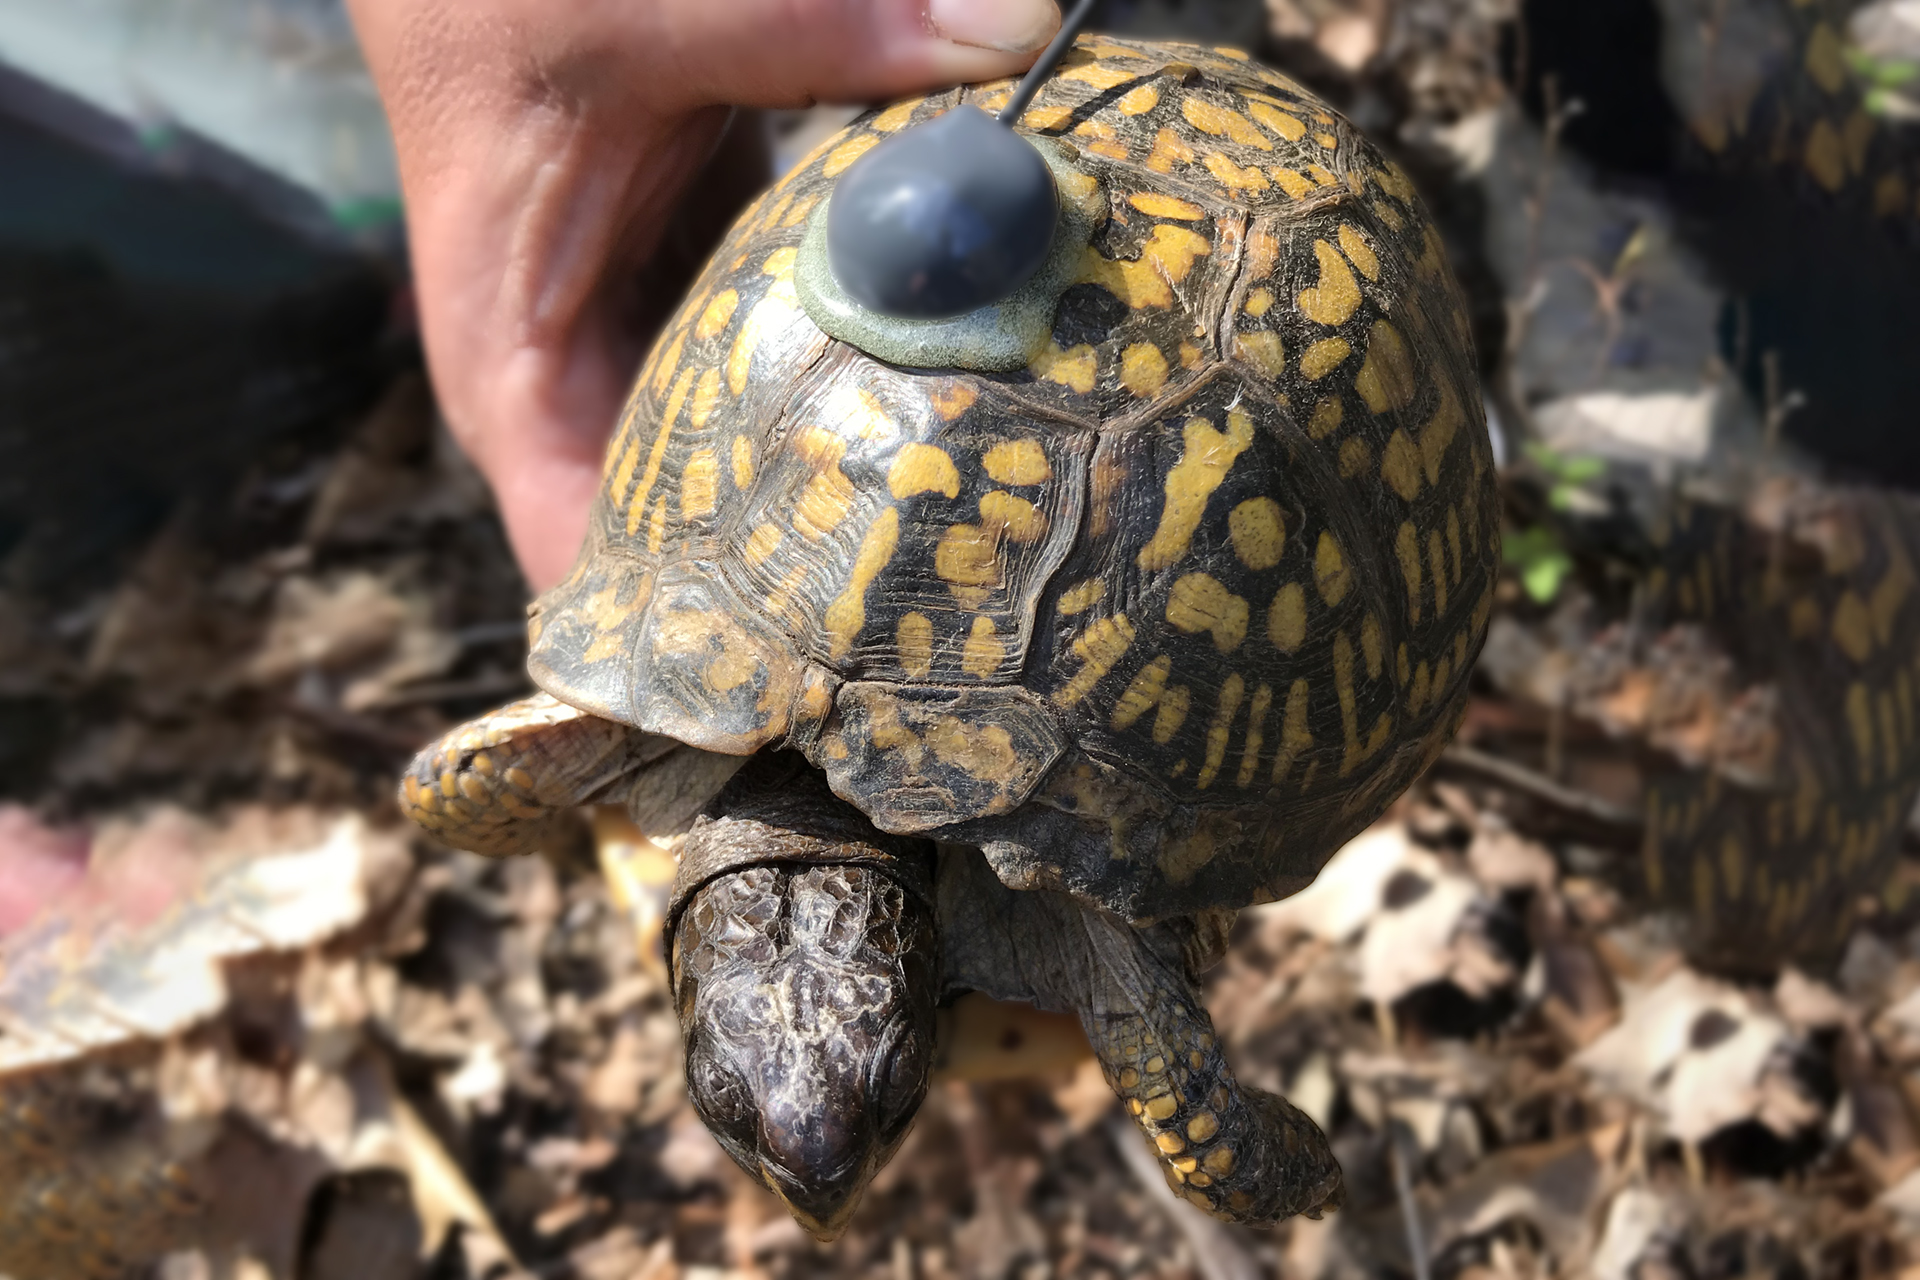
[401,692,668,857]
[1077,910,1342,1224]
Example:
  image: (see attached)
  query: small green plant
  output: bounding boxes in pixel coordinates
[1848,48,1919,117]
[1522,441,1606,512]
[1503,525,1574,604]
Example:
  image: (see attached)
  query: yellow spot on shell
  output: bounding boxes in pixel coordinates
[1297,239,1364,326]
[1203,1146,1236,1175]
[783,194,821,226]
[962,616,1006,678]
[897,612,933,679]
[1235,330,1286,380]
[1375,164,1415,202]
[762,246,799,277]
[1300,337,1352,379]
[929,380,978,420]
[726,274,800,395]
[1138,409,1256,571]
[1806,23,1847,94]
[1308,396,1343,439]
[1033,341,1097,393]
[823,134,879,177]
[823,508,900,659]
[1315,531,1350,606]
[1833,591,1874,663]
[1187,1111,1220,1143]
[731,435,754,489]
[1145,1094,1180,1121]
[1272,167,1318,198]
[1197,674,1246,788]
[1064,61,1140,90]
[793,428,858,540]
[1421,383,1465,482]
[1338,438,1372,478]
[1848,682,1876,785]
[743,523,782,567]
[1119,83,1161,115]
[872,99,919,132]
[1381,429,1422,501]
[1059,579,1104,615]
[648,497,668,552]
[1167,573,1250,652]
[1238,682,1272,786]
[1246,226,1279,279]
[1121,342,1171,397]
[694,289,738,341]
[1229,498,1286,569]
[627,365,699,534]
[1153,686,1192,743]
[1806,119,1847,192]
[1246,99,1306,141]
[1204,153,1271,191]
[979,489,1049,543]
[1053,614,1137,707]
[1396,521,1423,622]
[1112,655,1172,730]
[1271,678,1312,783]
[1244,287,1274,316]
[1021,103,1075,131]
[1355,321,1416,413]
[1130,192,1206,220]
[608,437,643,510]
[691,367,723,428]
[650,329,688,397]
[935,523,1001,605]
[680,448,718,521]
[1361,613,1385,680]
[984,438,1052,486]
[1338,224,1379,281]
[1146,125,1197,173]
[1078,224,1213,309]
[888,444,961,499]
[1182,98,1272,149]
[1269,582,1307,652]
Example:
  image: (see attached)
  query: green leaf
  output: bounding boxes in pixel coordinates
[1521,551,1573,603]
[1502,525,1573,604]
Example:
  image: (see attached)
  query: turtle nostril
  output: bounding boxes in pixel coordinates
[825,105,1059,320]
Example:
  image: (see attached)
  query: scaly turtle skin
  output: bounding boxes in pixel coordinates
[403,35,1498,1236]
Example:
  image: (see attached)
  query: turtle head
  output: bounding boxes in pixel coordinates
[674,860,937,1240]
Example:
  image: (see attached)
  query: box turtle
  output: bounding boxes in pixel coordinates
[402,31,1498,1237]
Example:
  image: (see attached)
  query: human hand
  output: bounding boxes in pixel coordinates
[346,0,1064,591]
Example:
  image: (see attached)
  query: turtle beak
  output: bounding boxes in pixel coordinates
[757,1148,873,1242]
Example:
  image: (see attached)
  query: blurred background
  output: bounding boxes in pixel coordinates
[2,1,1920,1278]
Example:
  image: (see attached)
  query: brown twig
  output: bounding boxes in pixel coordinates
[1436,744,1643,830]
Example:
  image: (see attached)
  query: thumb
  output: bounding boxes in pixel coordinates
[641,0,1065,112]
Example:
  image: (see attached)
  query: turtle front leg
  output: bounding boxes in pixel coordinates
[400,692,739,856]
[1078,909,1343,1224]
[669,756,939,1242]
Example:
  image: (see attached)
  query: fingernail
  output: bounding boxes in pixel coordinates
[930,0,1060,53]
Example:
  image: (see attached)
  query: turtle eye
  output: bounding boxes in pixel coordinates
[689,1044,752,1128]
[871,1024,931,1138]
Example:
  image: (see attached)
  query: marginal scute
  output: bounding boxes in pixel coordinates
[809,684,1068,833]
